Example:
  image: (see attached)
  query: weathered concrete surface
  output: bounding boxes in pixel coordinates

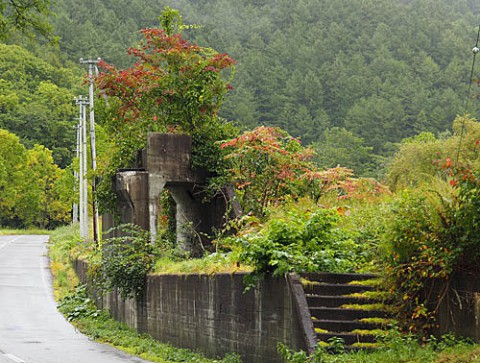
[0,235,151,363]
[104,133,238,256]
[146,133,204,184]
[115,171,149,231]
[433,276,480,342]
[76,260,307,363]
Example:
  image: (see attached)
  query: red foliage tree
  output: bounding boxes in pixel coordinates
[95,25,236,152]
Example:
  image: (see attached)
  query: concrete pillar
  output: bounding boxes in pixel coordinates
[115,171,149,230]
[148,172,166,243]
[168,185,201,256]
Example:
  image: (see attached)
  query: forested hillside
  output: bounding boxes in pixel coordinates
[1,0,479,175]
[0,44,84,167]
[47,0,480,175]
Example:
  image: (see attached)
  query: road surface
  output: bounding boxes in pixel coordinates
[0,235,151,363]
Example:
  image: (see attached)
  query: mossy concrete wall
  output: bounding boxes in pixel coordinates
[434,275,480,342]
[75,260,307,362]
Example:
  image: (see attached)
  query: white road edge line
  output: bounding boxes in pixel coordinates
[0,236,22,251]
[4,353,25,363]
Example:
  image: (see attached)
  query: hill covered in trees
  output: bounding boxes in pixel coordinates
[0,43,84,167]
[46,0,480,176]
[0,0,479,176]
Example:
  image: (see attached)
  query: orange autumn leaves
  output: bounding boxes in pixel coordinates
[95,27,236,133]
[220,126,389,215]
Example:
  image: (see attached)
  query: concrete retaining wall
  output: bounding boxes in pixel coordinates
[434,275,480,342]
[75,260,307,362]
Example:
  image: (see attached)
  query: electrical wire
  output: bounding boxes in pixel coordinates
[455,24,480,166]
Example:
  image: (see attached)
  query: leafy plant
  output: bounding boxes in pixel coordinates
[382,189,458,333]
[58,284,103,322]
[99,224,156,298]
[277,342,326,363]
[325,337,346,354]
[220,126,316,216]
[446,159,480,272]
[230,205,364,289]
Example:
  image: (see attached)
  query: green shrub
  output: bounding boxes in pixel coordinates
[230,206,365,288]
[100,224,156,298]
[277,331,478,363]
[381,188,459,333]
[58,284,103,322]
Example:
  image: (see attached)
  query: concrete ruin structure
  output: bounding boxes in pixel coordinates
[103,133,240,256]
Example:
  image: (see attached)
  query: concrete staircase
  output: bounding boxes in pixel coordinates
[300,272,390,350]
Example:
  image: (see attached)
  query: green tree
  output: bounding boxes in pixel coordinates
[313,127,377,177]
[0,129,26,225]
[386,116,480,191]
[343,96,405,154]
[0,129,71,228]
[96,21,236,157]
[220,126,315,216]
[16,145,71,228]
[0,0,53,42]
[0,44,81,167]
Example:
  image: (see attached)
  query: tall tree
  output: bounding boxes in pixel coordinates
[15,144,71,228]
[95,12,236,167]
[0,129,26,225]
[0,0,53,42]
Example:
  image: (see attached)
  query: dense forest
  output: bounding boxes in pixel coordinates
[0,0,480,226]
[46,0,480,175]
[3,0,480,171]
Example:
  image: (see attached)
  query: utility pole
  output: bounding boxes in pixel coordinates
[72,123,80,225]
[74,95,89,240]
[80,57,100,245]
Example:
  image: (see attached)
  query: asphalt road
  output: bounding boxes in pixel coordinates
[0,235,151,363]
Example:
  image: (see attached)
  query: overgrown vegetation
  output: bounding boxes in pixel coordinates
[47,116,480,362]
[97,224,156,298]
[49,224,480,361]
[278,332,480,363]
[48,225,242,363]
[94,9,237,215]
[224,203,365,289]
[5,2,479,360]
[379,116,480,334]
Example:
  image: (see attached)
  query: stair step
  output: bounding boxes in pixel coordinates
[317,332,377,345]
[306,295,378,308]
[303,283,374,296]
[314,319,386,332]
[299,272,388,350]
[301,272,378,284]
[310,307,387,321]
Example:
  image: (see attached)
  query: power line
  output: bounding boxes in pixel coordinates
[455,24,480,166]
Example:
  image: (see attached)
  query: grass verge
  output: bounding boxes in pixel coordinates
[154,253,251,275]
[48,225,242,363]
[0,228,49,235]
[281,331,480,362]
